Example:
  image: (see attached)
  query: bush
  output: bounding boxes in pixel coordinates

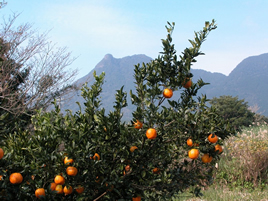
[0,20,235,200]
[209,96,255,130]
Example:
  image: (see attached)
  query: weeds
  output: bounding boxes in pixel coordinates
[216,124,268,188]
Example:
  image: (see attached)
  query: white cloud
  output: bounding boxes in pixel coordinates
[37,2,165,78]
[31,1,268,80]
[42,2,157,53]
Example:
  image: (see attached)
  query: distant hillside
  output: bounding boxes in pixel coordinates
[62,54,152,119]
[61,53,268,121]
[225,53,268,114]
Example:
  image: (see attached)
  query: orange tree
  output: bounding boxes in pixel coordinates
[0,20,235,200]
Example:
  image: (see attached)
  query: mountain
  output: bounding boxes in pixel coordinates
[223,53,268,114]
[62,54,152,119]
[61,53,268,121]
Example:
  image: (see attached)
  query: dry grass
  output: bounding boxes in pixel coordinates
[222,123,268,186]
[174,185,268,201]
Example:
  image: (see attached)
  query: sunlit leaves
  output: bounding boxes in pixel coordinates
[0,20,236,200]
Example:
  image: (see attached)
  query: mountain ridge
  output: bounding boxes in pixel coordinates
[62,53,268,120]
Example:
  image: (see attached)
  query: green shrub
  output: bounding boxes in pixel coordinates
[0,20,235,200]
[209,96,255,130]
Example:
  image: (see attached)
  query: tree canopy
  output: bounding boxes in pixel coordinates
[209,95,255,130]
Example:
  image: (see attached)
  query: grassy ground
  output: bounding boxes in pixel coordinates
[173,185,268,201]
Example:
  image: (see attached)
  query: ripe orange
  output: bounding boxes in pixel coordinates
[0,148,4,159]
[163,88,173,98]
[130,146,138,152]
[125,165,131,172]
[35,188,45,199]
[215,144,223,153]
[50,182,57,191]
[63,185,73,195]
[64,157,74,165]
[104,127,107,132]
[75,185,84,194]
[201,154,213,163]
[208,134,218,143]
[91,153,100,160]
[9,173,23,184]
[187,138,193,147]
[132,196,141,201]
[54,175,65,185]
[182,78,192,89]
[66,166,78,176]
[0,175,3,180]
[188,149,199,159]
[152,167,160,174]
[146,128,157,139]
[55,185,63,194]
[133,120,143,129]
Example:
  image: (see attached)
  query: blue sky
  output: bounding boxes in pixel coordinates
[1,0,268,80]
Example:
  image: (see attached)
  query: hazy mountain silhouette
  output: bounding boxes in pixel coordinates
[61,53,268,121]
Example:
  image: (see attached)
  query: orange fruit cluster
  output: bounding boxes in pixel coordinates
[133,120,158,140]
[187,133,223,164]
[33,156,83,198]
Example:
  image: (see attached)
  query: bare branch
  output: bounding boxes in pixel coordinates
[0,13,78,117]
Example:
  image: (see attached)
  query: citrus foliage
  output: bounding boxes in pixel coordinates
[0,20,235,200]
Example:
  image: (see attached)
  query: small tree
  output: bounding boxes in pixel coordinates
[0,12,78,135]
[0,20,235,200]
[0,12,77,118]
[209,95,254,129]
[0,38,31,135]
